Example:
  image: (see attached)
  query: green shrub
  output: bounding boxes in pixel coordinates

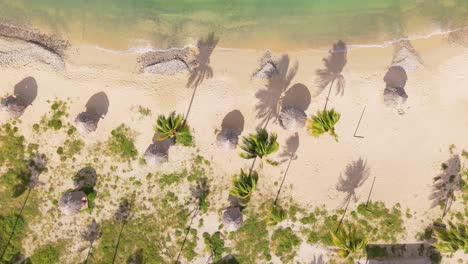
[29,244,60,264]
[154,112,193,146]
[271,227,300,262]
[0,214,25,262]
[203,232,227,262]
[107,124,138,161]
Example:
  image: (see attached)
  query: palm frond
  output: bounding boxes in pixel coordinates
[307,109,341,141]
[230,170,259,206]
[154,112,193,146]
[239,128,279,163]
[330,225,367,260]
[433,221,467,253]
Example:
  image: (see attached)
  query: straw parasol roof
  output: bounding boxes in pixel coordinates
[216,129,239,151]
[144,143,169,166]
[0,96,26,118]
[59,191,87,215]
[384,86,408,109]
[278,106,306,131]
[222,207,243,232]
[74,112,98,134]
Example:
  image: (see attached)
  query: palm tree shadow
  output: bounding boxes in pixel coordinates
[279,132,300,163]
[314,41,347,98]
[430,155,462,213]
[112,199,132,263]
[255,54,298,127]
[336,158,370,207]
[186,32,219,89]
[184,32,219,122]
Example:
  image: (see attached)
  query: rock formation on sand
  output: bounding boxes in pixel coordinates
[0,22,69,69]
[137,47,195,75]
[391,40,423,71]
[59,191,88,215]
[447,27,468,46]
[278,106,307,131]
[252,50,279,79]
[222,207,243,231]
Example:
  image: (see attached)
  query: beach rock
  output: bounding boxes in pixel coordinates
[137,47,195,73]
[216,129,238,151]
[391,40,423,71]
[0,22,70,56]
[59,191,88,215]
[222,207,243,231]
[0,38,65,69]
[278,106,307,131]
[0,96,26,118]
[143,59,188,75]
[74,112,98,134]
[447,27,468,46]
[144,143,169,166]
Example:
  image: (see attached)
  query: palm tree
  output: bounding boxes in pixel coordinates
[267,204,286,226]
[433,222,467,253]
[307,109,341,141]
[330,225,367,261]
[154,112,193,146]
[239,128,279,167]
[230,170,259,206]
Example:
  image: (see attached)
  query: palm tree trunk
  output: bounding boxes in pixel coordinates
[249,157,257,174]
[84,241,93,264]
[323,78,336,111]
[274,155,293,206]
[0,188,31,261]
[335,194,352,233]
[183,85,199,126]
[111,222,126,264]
[175,207,199,263]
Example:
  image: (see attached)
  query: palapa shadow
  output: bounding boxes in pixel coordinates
[255,54,298,128]
[336,158,370,207]
[216,110,245,151]
[314,41,347,101]
[85,92,109,119]
[281,83,311,111]
[14,77,38,106]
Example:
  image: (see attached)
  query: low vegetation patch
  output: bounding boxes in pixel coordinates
[105,124,138,161]
[271,227,301,263]
[29,243,61,264]
[229,215,271,263]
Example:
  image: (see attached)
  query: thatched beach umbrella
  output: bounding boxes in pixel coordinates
[0,96,27,118]
[278,106,306,131]
[74,112,98,134]
[144,143,169,166]
[222,207,243,232]
[384,86,408,109]
[216,130,238,151]
[59,191,87,215]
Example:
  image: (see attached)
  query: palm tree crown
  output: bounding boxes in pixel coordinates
[330,225,367,260]
[239,128,279,165]
[307,109,341,141]
[433,222,467,253]
[154,112,192,146]
[230,170,259,206]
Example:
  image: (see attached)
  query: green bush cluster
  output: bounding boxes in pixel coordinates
[106,124,138,161]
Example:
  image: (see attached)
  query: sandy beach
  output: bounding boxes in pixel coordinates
[0,22,467,264]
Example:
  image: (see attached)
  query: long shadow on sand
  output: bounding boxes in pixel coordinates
[14,77,38,106]
[314,41,347,105]
[255,54,298,128]
[336,158,370,207]
[184,32,219,122]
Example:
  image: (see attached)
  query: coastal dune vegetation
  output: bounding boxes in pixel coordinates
[0,22,467,264]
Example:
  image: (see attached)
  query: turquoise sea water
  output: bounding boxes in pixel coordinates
[0,0,467,50]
